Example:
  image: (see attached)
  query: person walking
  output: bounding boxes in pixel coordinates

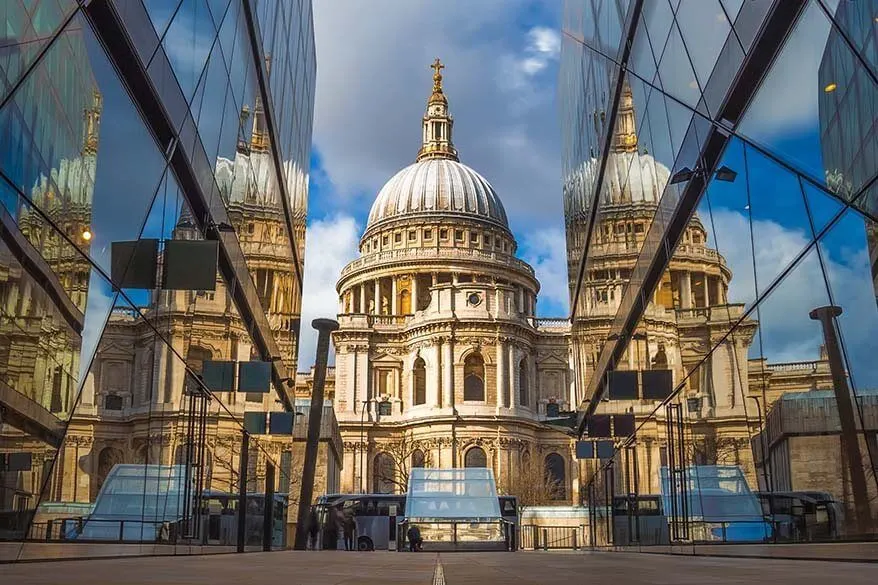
[343,514,356,551]
[307,508,320,550]
[406,524,422,552]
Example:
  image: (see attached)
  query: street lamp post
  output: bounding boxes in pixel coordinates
[810,305,873,534]
[359,399,373,494]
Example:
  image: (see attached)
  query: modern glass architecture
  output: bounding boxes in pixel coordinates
[561,0,878,545]
[818,0,878,308]
[0,0,335,561]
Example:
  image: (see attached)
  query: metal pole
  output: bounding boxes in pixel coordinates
[294,318,340,550]
[747,396,771,492]
[263,462,275,551]
[809,306,873,535]
[360,404,366,493]
[237,430,249,553]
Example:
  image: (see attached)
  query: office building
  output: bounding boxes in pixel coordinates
[0,0,331,560]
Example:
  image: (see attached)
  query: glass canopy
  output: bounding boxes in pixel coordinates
[405,468,502,522]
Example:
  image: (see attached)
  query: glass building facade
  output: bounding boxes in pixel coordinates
[561,0,878,546]
[0,0,331,561]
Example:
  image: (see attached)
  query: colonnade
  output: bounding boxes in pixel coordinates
[342,336,538,414]
[339,272,537,317]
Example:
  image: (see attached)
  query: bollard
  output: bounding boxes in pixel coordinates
[542,528,548,551]
[237,430,249,553]
[572,528,578,550]
[263,462,275,551]
[294,318,340,550]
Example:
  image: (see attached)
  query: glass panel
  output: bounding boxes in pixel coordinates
[674,0,733,95]
[0,0,77,104]
[741,0,878,209]
[159,0,216,103]
[405,468,502,521]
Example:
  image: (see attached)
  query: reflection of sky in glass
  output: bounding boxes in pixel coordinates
[405,468,502,520]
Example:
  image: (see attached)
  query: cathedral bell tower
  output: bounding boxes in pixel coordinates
[416,58,459,162]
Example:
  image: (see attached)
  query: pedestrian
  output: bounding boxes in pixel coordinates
[343,514,356,551]
[307,508,320,550]
[406,524,422,552]
[323,505,341,550]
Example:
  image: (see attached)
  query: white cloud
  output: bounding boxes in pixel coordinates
[705,207,878,387]
[528,27,561,56]
[510,27,561,81]
[520,226,570,316]
[296,215,360,370]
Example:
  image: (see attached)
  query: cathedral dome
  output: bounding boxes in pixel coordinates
[364,59,510,234]
[366,158,509,230]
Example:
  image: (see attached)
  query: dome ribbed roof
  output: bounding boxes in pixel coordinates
[366,158,509,231]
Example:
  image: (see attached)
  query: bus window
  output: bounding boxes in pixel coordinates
[376,501,392,517]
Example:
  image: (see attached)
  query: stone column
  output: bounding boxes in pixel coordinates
[373,279,381,315]
[496,338,507,412]
[704,274,712,307]
[442,337,453,408]
[357,345,370,404]
[411,275,418,313]
[427,341,441,408]
[681,271,692,309]
[359,283,366,314]
[407,354,415,409]
[344,348,355,412]
[510,343,519,410]
[518,288,525,314]
[391,276,398,315]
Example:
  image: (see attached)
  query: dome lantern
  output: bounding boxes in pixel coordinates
[416,58,459,162]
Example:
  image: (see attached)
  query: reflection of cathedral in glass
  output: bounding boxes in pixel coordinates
[214,92,302,377]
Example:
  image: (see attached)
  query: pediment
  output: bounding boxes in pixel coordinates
[536,351,568,366]
[98,340,135,359]
[370,351,404,364]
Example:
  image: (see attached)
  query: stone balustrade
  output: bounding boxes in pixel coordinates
[340,246,535,278]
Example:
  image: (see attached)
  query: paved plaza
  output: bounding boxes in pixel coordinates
[3,551,876,585]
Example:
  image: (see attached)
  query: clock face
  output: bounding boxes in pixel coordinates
[467,292,481,307]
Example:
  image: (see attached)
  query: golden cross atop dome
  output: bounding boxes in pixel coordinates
[431,58,444,91]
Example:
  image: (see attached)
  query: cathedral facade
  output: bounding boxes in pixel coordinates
[329,64,832,504]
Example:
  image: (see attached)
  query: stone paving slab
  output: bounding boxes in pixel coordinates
[2,551,437,585]
[439,551,877,585]
[3,549,878,585]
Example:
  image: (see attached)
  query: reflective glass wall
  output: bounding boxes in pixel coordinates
[0,0,328,561]
[562,0,878,546]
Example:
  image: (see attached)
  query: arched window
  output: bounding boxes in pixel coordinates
[413,358,426,405]
[544,453,566,500]
[463,353,485,401]
[96,447,124,495]
[372,452,395,494]
[412,449,426,469]
[186,346,213,374]
[399,289,411,314]
[464,447,487,468]
[519,359,528,407]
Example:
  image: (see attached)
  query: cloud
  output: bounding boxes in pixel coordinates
[520,226,570,316]
[529,27,561,56]
[296,214,360,370]
[704,207,878,387]
[311,1,562,234]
